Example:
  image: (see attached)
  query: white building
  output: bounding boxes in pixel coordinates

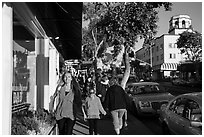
[136,14,192,80]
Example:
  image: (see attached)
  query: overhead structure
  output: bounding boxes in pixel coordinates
[13,2,83,60]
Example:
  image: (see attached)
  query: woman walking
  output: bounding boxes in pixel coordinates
[51,72,82,135]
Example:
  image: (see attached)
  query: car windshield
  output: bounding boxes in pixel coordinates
[128,84,161,95]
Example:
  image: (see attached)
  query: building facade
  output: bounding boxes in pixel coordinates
[136,14,192,80]
[2,3,60,134]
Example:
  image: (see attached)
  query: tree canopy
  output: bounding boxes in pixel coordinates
[82,2,172,89]
[177,30,202,62]
[82,2,172,64]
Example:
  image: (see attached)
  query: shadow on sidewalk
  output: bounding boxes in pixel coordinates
[73,112,153,135]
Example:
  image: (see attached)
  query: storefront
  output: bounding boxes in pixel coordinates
[2,3,60,134]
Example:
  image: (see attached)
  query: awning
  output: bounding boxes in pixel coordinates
[161,63,178,70]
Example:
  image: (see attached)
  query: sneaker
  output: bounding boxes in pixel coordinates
[115,128,120,135]
[119,125,123,129]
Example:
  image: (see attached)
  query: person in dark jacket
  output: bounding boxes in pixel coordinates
[104,76,127,135]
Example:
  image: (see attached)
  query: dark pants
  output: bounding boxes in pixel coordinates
[88,119,98,135]
[57,117,76,135]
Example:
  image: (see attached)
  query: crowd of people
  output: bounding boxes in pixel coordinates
[49,65,128,135]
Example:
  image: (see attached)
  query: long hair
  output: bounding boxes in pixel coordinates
[61,72,73,88]
[109,76,118,86]
[62,72,82,106]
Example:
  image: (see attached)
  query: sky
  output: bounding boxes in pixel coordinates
[82,1,202,38]
[156,2,202,37]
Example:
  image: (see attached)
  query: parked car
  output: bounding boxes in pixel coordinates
[125,82,174,116]
[159,92,202,135]
[171,78,187,86]
[117,74,137,85]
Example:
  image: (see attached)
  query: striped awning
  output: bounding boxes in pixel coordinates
[161,63,178,70]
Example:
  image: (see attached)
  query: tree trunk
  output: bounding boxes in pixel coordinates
[120,46,130,90]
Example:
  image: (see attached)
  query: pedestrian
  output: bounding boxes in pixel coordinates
[96,74,109,104]
[104,76,128,135]
[82,88,107,135]
[51,72,82,135]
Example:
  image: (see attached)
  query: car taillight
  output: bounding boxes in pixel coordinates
[139,101,151,108]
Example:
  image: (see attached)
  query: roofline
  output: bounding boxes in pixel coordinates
[169,14,191,22]
[178,92,202,103]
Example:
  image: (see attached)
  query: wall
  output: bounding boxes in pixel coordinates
[163,35,182,63]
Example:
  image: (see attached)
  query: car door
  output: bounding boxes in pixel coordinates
[182,99,202,135]
[166,97,187,134]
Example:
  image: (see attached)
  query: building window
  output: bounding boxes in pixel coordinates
[169,43,177,48]
[156,46,159,51]
[170,53,172,59]
[157,56,159,61]
[174,53,176,59]
[161,54,163,60]
[169,43,173,48]
[170,53,176,59]
[160,44,163,50]
[175,20,179,28]
[174,43,177,48]
[144,53,145,58]
[182,20,186,28]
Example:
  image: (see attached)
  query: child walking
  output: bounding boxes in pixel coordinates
[82,88,106,135]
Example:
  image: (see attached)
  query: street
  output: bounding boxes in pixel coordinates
[73,112,154,135]
[73,83,201,135]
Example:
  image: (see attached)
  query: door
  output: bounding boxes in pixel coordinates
[166,97,187,134]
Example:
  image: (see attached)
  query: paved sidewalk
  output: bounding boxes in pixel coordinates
[73,112,153,135]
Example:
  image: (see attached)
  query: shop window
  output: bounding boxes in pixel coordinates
[12,13,36,110]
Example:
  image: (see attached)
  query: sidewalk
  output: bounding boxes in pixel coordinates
[73,112,153,135]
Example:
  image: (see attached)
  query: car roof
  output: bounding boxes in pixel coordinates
[178,92,202,106]
[117,74,136,78]
[127,82,159,86]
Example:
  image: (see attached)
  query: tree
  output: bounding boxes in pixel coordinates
[82,2,172,89]
[176,30,202,80]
